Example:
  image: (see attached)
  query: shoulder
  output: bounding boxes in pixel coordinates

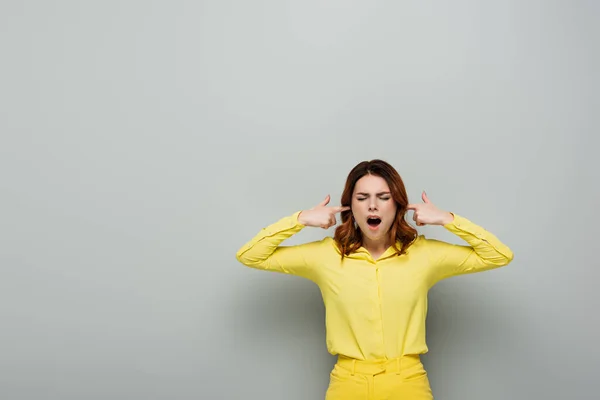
[409,233,465,259]
[406,234,446,254]
[322,236,338,251]
[320,236,348,256]
[295,236,338,252]
[407,234,429,249]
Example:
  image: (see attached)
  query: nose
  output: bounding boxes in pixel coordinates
[368,200,377,211]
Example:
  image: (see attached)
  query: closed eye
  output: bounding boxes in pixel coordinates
[357,196,391,201]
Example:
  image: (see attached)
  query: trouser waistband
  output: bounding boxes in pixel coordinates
[336,354,422,376]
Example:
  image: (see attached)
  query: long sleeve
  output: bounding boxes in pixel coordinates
[235,211,324,281]
[425,213,514,285]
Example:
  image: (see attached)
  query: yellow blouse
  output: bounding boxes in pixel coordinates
[235,211,514,361]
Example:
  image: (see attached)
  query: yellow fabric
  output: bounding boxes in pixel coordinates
[235,211,514,360]
[326,355,433,399]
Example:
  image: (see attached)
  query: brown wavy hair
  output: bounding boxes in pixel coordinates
[334,159,418,259]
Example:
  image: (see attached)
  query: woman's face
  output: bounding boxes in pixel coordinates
[351,174,397,241]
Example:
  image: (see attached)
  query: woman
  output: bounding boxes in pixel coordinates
[235,159,514,400]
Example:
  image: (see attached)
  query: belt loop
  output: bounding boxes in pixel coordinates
[351,360,356,376]
[396,358,400,375]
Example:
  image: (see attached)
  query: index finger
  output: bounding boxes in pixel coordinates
[332,206,351,213]
[405,204,419,210]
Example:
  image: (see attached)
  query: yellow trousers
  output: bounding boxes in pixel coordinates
[325,354,434,400]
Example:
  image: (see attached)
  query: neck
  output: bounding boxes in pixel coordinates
[362,236,392,257]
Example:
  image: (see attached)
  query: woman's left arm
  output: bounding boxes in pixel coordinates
[407,192,514,284]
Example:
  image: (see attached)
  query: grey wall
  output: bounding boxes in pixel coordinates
[1,1,598,399]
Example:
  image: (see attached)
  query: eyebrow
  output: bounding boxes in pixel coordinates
[356,191,391,196]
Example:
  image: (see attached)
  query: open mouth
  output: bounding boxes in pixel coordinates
[367,217,382,227]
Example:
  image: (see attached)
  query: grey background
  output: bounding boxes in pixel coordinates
[1,1,598,399]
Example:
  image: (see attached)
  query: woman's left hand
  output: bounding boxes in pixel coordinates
[406,191,454,226]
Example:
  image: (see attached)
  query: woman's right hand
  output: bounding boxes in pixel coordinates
[298,195,351,229]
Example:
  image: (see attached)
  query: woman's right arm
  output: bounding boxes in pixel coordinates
[235,195,349,281]
[235,211,317,279]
